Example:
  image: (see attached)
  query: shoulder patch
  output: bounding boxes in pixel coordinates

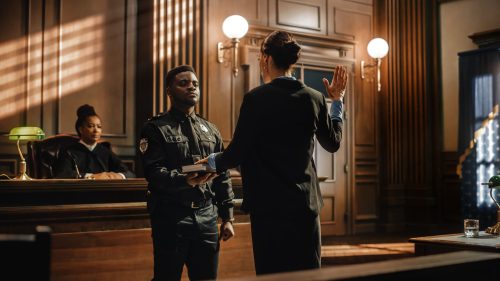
[139,138,148,154]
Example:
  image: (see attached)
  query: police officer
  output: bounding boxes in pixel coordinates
[140,65,235,281]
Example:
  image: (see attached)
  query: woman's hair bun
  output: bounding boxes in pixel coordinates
[77,104,97,119]
[283,41,300,53]
[262,31,301,69]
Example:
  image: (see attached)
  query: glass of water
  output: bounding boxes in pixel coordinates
[464,219,479,238]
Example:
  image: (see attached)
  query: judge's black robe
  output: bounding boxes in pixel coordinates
[54,142,135,178]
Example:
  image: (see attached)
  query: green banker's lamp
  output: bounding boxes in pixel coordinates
[481,175,500,234]
[8,127,45,180]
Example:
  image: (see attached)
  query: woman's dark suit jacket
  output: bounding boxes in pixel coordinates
[215,78,342,217]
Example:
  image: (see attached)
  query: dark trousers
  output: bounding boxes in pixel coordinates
[250,213,321,275]
[150,204,219,281]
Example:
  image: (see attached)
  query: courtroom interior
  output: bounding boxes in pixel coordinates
[1,0,500,280]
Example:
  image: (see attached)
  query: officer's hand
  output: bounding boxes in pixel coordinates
[195,157,208,164]
[220,221,235,241]
[186,172,217,187]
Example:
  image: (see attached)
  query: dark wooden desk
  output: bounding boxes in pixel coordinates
[0,178,148,206]
[0,179,149,233]
[410,232,500,255]
[0,178,245,233]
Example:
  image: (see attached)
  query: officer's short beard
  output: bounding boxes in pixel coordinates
[170,94,198,108]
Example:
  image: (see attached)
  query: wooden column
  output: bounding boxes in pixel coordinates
[375,0,442,231]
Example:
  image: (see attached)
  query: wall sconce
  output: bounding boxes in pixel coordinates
[217,15,249,77]
[361,38,389,92]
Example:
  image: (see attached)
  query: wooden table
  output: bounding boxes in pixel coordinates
[409,232,500,255]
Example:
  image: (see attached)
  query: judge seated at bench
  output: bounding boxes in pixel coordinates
[54,104,135,179]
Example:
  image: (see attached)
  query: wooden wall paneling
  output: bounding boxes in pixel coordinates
[0,0,138,171]
[152,0,204,114]
[123,0,137,155]
[428,0,444,227]
[269,0,327,35]
[26,0,44,128]
[328,0,372,39]
[206,0,267,143]
[134,0,155,176]
[41,0,61,137]
[0,0,29,153]
[441,151,460,224]
[346,0,372,5]
[240,45,261,93]
[57,1,124,134]
[219,0,268,26]
[0,159,17,178]
[207,1,234,143]
[353,147,378,233]
[53,0,137,156]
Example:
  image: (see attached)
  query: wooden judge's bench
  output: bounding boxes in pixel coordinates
[0,178,248,233]
[0,179,150,233]
[0,178,253,280]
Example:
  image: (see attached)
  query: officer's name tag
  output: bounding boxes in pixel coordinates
[165,135,185,143]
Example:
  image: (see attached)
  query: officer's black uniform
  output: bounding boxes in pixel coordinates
[140,108,234,281]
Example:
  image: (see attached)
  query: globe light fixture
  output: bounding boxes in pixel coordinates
[361,37,389,92]
[217,15,249,77]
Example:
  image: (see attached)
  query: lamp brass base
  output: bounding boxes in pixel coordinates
[13,172,32,181]
[486,208,500,234]
[13,159,32,180]
[485,222,500,235]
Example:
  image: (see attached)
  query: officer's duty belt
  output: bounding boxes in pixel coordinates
[181,198,212,209]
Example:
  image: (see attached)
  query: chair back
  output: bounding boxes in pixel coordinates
[27,135,112,178]
[26,135,80,179]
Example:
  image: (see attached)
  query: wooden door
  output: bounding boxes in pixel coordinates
[299,66,348,236]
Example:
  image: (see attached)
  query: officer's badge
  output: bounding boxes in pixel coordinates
[139,138,148,154]
[200,124,209,133]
